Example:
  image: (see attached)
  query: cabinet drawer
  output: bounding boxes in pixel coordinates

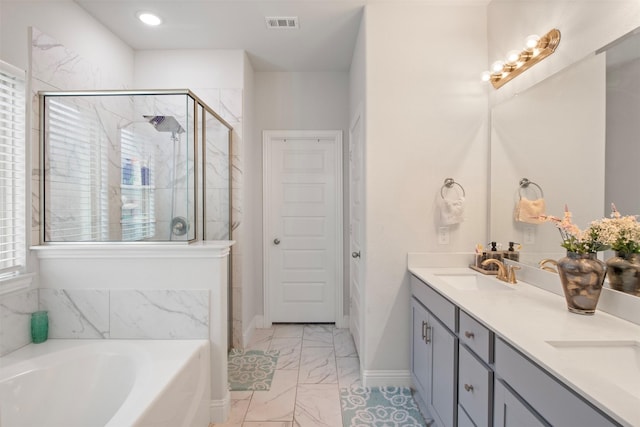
[459,344,492,427]
[410,275,456,331]
[495,338,618,426]
[459,310,492,363]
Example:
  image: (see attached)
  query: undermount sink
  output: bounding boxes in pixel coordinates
[434,272,515,291]
[545,340,640,399]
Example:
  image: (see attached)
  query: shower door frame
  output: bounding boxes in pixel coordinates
[38,89,233,245]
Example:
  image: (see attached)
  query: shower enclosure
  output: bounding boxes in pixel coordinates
[39,90,231,243]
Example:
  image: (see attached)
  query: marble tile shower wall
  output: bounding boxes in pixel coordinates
[0,289,209,356]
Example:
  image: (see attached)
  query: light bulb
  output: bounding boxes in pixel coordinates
[491,60,505,74]
[137,12,162,26]
[506,50,521,65]
[481,71,491,82]
[525,34,540,51]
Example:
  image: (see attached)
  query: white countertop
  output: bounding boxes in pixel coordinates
[409,267,640,427]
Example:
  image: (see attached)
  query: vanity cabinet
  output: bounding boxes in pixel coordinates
[411,273,622,427]
[494,338,618,427]
[410,277,457,427]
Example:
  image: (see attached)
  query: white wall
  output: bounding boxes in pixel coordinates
[362,2,489,375]
[253,71,351,321]
[0,0,134,88]
[134,50,245,91]
[241,52,257,342]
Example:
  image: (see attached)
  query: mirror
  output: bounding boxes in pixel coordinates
[489,27,640,295]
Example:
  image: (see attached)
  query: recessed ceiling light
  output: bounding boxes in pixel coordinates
[137,12,162,26]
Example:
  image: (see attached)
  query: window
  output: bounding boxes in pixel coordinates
[120,127,156,240]
[44,96,108,241]
[0,61,26,278]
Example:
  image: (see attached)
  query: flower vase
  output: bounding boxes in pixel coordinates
[556,252,606,315]
[605,252,640,297]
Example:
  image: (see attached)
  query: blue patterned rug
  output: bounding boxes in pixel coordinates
[228,349,279,391]
[341,387,427,427]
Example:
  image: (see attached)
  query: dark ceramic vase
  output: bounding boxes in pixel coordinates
[557,252,606,315]
[605,252,640,297]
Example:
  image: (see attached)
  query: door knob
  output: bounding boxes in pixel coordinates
[273,238,280,245]
[352,251,361,258]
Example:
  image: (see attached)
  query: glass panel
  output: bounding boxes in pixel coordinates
[205,111,231,240]
[42,92,205,242]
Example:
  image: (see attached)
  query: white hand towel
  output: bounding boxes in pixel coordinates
[440,196,465,225]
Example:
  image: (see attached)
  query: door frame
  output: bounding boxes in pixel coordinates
[262,130,344,328]
[348,105,365,358]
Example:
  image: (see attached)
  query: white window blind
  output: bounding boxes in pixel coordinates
[120,128,155,241]
[44,97,108,241]
[0,61,26,277]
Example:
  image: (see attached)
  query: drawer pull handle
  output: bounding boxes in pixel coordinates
[464,331,475,339]
[464,384,474,393]
[422,321,432,344]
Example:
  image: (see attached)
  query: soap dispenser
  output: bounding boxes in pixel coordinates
[488,241,501,255]
[504,242,520,262]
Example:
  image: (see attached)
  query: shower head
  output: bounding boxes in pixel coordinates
[144,115,185,134]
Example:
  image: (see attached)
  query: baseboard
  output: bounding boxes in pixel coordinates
[336,314,349,329]
[209,391,230,424]
[361,370,413,388]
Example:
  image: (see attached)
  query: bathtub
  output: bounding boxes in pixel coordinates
[0,339,210,427]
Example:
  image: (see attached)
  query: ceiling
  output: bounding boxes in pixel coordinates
[74,0,489,72]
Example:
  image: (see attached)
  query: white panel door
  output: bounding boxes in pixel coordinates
[264,131,342,324]
[349,111,364,357]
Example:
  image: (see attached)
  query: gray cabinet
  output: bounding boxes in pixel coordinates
[411,295,457,427]
[494,338,619,427]
[494,379,548,427]
[411,273,622,427]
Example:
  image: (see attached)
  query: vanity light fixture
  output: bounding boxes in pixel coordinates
[483,28,561,89]
[137,12,162,26]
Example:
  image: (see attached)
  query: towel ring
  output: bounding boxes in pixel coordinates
[441,178,466,199]
[518,178,544,198]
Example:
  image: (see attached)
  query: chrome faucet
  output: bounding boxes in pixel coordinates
[481,259,520,284]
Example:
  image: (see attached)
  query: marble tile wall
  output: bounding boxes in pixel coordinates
[0,290,38,356]
[0,288,209,350]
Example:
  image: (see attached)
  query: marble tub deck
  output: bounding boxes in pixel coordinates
[212,324,361,427]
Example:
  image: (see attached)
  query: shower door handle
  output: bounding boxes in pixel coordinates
[273,238,281,245]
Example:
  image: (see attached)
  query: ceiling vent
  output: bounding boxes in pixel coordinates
[265,16,299,29]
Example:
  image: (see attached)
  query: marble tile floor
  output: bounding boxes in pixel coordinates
[212,324,361,427]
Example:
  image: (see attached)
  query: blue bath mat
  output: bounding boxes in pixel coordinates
[340,386,428,427]
[228,349,279,391]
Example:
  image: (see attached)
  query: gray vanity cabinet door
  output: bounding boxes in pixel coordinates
[494,379,548,427]
[411,298,431,400]
[429,314,456,427]
[411,297,457,427]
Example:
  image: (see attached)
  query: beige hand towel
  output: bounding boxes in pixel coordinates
[514,197,546,224]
